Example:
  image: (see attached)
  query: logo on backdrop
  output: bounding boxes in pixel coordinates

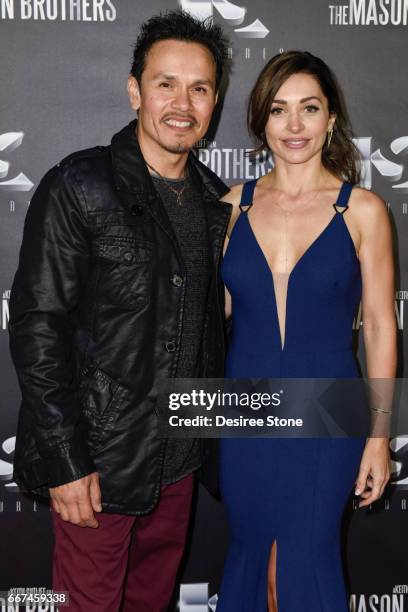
[179,583,217,611]
[371,136,408,192]
[197,136,408,194]
[197,137,372,186]
[350,592,406,611]
[0,133,33,192]
[390,437,408,490]
[394,290,406,331]
[1,290,10,331]
[0,0,117,22]
[196,142,273,181]
[179,0,269,38]
[329,0,408,25]
[178,585,407,610]
[0,437,16,490]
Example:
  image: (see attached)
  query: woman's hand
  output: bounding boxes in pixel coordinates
[354,438,391,507]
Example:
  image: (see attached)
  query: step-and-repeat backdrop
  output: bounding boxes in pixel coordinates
[1,1,407,610]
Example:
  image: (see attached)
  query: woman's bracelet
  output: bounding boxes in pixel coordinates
[370,406,392,414]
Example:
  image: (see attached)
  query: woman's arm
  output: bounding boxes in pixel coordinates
[352,189,396,507]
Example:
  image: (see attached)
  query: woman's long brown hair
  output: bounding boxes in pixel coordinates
[247,50,361,185]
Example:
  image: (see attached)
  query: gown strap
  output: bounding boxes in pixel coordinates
[333,181,353,215]
[239,179,258,212]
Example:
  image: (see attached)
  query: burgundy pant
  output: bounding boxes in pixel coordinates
[52,474,194,612]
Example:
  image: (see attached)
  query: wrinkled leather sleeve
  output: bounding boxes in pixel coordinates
[9,163,96,487]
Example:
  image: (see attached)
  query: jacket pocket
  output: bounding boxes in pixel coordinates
[79,365,126,453]
[95,236,152,311]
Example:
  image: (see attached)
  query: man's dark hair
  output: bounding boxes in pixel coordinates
[130,10,229,91]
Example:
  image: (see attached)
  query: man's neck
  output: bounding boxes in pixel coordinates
[136,126,189,180]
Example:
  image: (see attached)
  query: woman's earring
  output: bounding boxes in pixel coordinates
[327,128,334,148]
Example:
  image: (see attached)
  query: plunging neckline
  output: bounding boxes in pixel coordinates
[245,210,339,282]
[244,211,341,351]
[225,180,360,352]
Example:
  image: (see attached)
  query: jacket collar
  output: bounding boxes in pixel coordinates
[110,121,232,268]
[110,119,229,201]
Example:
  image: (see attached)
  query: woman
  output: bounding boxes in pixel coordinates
[217,51,395,611]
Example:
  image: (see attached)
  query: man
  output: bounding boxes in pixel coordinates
[9,10,230,611]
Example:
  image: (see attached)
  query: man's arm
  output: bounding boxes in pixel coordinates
[9,162,96,488]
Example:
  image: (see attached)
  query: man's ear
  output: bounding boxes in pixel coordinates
[127,75,141,112]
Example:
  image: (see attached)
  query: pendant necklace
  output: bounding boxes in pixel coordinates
[271,185,325,274]
[145,161,187,206]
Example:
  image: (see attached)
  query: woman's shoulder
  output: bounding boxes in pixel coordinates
[350,185,386,207]
[349,186,390,236]
[350,186,388,218]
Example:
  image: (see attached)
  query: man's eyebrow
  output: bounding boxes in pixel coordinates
[192,79,214,87]
[272,96,322,104]
[152,73,177,80]
[151,73,214,87]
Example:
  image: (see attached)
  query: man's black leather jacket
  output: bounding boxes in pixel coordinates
[9,121,232,515]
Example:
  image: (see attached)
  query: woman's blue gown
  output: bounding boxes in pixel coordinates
[217,180,365,611]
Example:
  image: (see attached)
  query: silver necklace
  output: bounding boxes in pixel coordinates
[145,161,187,206]
[270,185,325,274]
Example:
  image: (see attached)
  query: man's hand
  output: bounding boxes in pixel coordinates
[50,472,102,528]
